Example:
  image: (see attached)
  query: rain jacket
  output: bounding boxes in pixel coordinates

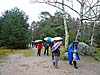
[44,42,49,49]
[52,46,60,56]
[37,43,43,50]
[68,43,80,62]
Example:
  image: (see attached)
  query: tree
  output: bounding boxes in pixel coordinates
[37,12,58,38]
[31,0,100,50]
[0,7,30,48]
[31,11,65,40]
[0,17,3,47]
[31,21,36,40]
[32,11,79,44]
[94,22,100,47]
[39,11,64,37]
[40,11,52,19]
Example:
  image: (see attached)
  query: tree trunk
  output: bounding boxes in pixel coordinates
[64,15,69,51]
[90,21,96,46]
[62,0,69,51]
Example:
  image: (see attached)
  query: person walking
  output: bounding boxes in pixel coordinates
[37,42,43,56]
[68,40,80,69]
[44,41,49,56]
[29,40,32,48]
[51,40,62,68]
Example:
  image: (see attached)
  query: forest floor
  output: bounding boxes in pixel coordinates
[0,48,100,75]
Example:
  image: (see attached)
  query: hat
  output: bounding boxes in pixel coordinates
[73,40,79,44]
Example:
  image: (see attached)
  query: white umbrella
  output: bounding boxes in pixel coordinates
[34,40,42,43]
[53,37,63,41]
[44,37,48,40]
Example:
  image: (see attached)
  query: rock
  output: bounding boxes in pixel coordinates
[78,42,94,56]
[62,52,68,60]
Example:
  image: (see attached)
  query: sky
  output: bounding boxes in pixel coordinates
[0,0,85,25]
[0,0,60,24]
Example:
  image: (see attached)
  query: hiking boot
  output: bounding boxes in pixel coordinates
[74,66,78,69]
[69,61,73,65]
[53,62,55,66]
[73,61,78,69]
[55,66,59,69]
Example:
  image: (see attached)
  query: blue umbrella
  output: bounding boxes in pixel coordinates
[44,37,52,42]
[52,41,62,52]
[48,37,52,42]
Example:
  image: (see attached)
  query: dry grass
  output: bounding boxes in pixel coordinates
[0,48,35,59]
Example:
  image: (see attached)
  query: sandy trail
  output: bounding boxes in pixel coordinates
[0,49,100,75]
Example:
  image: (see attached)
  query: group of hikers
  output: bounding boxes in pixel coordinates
[30,38,80,69]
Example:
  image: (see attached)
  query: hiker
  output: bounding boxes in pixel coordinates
[44,41,49,56]
[32,40,34,48]
[51,40,62,68]
[68,40,80,69]
[37,42,43,56]
[29,40,32,48]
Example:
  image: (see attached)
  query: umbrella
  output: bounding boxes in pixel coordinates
[53,37,63,41]
[34,40,42,43]
[44,37,52,42]
[52,41,62,52]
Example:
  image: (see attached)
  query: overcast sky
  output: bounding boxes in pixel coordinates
[0,0,86,25]
[0,0,61,24]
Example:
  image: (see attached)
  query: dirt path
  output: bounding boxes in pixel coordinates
[0,48,100,75]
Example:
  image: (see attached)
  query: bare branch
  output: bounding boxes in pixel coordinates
[31,0,81,16]
[45,2,70,16]
[87,0,93,5]
[55,1,81,16]
[77,0,82,4]
[83,0,100,15]
[85,0,98,18]
[84,4,100,16]
[31,0,100,20]
[67,0,73,8]
[70,0,73,8]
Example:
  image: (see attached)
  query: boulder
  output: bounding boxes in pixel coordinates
[78,42,94,56]
[62,52,68,60]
